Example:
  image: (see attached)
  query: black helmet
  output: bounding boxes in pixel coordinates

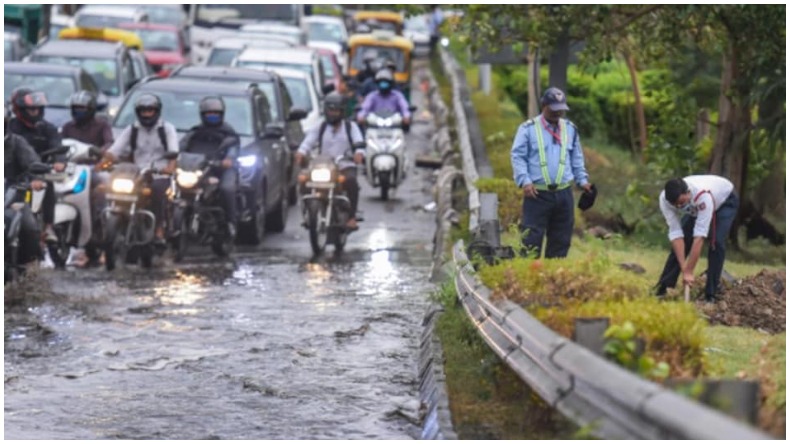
[134,93,162,128]
[375,69,394,94]
[323,92,344,125]
[199,96,225,127]
[11,87,47,128]
[70,90,97,124]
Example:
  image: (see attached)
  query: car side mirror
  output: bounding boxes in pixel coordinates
[29,162,51,175]
[263,123,285,139]
[321,83,336,94]
[288,108,308,121]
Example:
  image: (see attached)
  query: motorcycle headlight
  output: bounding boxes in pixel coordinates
[366,138,381,152]
[108,105,119,118]
[310,168,332,183]
[392,135,404,150]
[238,155,257,168]
[111,178,135,194]
[176,170,201,188]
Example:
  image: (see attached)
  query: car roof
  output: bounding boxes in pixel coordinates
[304,16,345,25]
[117,22,179,32]
[173,66,278,83]
[236,47,315,63]
[4,61,83,76]
[213,37,292,50]
[77,5,144,18]
[137,78,255,96]
[265,67,309,80]
[33,39,122,58]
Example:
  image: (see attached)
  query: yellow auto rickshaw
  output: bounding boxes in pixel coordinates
[348,31,415,103]
[352,11,404,35]
[58,27,143,50]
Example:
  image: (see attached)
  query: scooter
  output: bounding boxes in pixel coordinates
[363,111,408,200]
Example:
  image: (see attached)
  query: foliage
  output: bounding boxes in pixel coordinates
[604,321,671,380]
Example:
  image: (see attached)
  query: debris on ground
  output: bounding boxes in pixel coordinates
[698,269,786,334]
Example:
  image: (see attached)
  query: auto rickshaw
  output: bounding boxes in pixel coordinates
[347,31,414,105]
[352,11,404,35]
[58,26,143,50]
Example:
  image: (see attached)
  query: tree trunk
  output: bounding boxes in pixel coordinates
[548,31,570,92]
[623,50,648,159]
[526,46,540,118]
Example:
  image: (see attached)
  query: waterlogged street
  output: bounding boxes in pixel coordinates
[5,67,440,440]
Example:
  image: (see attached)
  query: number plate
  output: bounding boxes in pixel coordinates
[107,193,138,202]
[306,181,335,189]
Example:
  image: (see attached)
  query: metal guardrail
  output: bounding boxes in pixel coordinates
[451,240,770,440]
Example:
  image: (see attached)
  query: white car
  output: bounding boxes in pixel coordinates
[304,15,349,71]
[266,67,321,133]
[232,46,331,98]
[74,5,149,29]
[240,23,306,45]
[207,36,294,66]
[404,15,431,57]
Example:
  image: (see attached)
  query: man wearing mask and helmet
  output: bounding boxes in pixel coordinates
[61,90,114,152]
[9,88,65,243]
[5,106,45,267]
[356,69,411,128]
[296,92,365,230]
[356,49,379,84]
[179,96,241,236]
[102,94,179,243]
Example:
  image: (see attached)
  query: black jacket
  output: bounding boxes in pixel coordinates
[9,118,64,162]
[179,122,240,161]
[5,134,42,185]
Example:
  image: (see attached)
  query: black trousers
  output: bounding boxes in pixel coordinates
[217,167,238,225]
[519,187,575,258]
[42,181,56,225]
[5,206,42,264]
[341,167,359,215]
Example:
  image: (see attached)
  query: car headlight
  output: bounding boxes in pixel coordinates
[238,155,257,168]
[310,168,332,182]
[108,105,119,117]
[111,178,135,194]
[176,170,201,188]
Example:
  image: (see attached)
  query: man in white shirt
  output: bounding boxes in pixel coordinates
[655,175,739,303]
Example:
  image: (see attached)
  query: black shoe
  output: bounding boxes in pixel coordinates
[704,294,719,304]
[654,284,667,297]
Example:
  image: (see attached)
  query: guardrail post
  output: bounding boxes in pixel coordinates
[664,379,761,425]
[573,317,610,357]
[467,193,514,265]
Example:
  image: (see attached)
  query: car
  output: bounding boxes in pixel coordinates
[29,35,153,118]
[239,23,307,45]
[232,46,331,99]
[404,15,431,57]
[3,31,31,61]
[117,22,188,77]
[304,15,349,70]
[206,36,294,67]
[315,48,345,97]
[112,77,298,244]
[4,62,105,128]
[74,5,149,29]
[169,65,307,205]
[266,68,322,134]
[138,5,190,54]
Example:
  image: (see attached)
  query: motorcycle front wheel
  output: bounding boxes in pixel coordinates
[307,203,327,255]
[103,214,125,272]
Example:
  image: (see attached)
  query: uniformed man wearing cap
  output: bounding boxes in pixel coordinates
[510,87,593,258]
[655,175,739,303]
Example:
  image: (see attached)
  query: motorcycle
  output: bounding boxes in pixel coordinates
[44,139,103,268]
[101,154,176,271]
[298,150,362,255]
[5,162,51,282]
[363,111,408,200]
[169,152,234,262]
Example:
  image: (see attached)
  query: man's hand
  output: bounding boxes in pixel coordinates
[402,116,411,126]
[53,162,66,172]
[356,116,366,126]
[354,152,364,165]
[31,179,46,191]
[161,159,177,175]
[522,184,538,199]
[581,182,593,193]
[221,158,233,169]
[682,270,695,287]
[295,152,305,168]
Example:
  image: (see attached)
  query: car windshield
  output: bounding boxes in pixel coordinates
[4,73,76,106]
[319,54,335,78]
[237,61,311,76]
[131,29,179,51]
[207,48,239,66]
[115,90,254,136]
[142,6,185,26]
[281,77,313,113]
[75,14,130,29]
[351,45,405,72]
[307,22,343,43]
[34,56,119,96]
[195,5,298,26]
[4,40,12,61]
[405,16,429,32]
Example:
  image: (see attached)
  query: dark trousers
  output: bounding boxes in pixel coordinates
[218,167,238,225]
[430,35,440,55]
[42,181,56,225]
[341,167,360,215]
[5,206,42,264]
[150,178,171,229]
[656,192,739,297]
[519,187,574,258]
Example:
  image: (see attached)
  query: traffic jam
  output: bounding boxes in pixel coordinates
[5,4,441,439]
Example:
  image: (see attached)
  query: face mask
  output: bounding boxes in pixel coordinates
[679,202,693,213]
[72,109,88,121]
[378,81,391,91]
[204,113,222,125]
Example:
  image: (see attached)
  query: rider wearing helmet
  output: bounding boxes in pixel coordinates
[296,92,365,229]
[103,93,179,242]
[61,90,114,152]
[179,96,241,235]
[356,68,411,127]
[9,88,65,242]
[356,49,379,84]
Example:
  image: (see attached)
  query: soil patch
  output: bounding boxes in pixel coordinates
[698,270,786,334]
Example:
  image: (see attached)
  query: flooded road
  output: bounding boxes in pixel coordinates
[5,65,440,440]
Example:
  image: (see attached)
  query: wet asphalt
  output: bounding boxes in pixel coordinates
[4,62,441,440]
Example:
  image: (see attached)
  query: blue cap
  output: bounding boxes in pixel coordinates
[541,87,570,111]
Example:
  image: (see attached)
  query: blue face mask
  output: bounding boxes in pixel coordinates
[72,109,88,120]
[204,113,222,125]
[378,81,391,91]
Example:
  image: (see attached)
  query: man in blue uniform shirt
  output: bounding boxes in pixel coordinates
[510,87,592,258]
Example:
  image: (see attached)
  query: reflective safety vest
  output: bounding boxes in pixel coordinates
[530,117,568,188]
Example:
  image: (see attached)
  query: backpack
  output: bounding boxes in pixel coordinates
[317,119,355,156]
[130,124,168,155]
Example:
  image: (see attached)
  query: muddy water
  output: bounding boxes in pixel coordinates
[5,63,442,440]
